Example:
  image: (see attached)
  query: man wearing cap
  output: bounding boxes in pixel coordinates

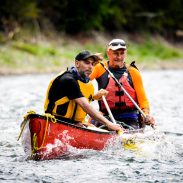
[44,50,123,132]
[90,39,155,129]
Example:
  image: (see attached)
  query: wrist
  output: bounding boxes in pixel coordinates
[142,108,150,115]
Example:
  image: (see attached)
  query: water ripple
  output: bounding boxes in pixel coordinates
[0,71,183,182]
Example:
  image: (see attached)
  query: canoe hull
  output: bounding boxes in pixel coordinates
[22,114,116,160]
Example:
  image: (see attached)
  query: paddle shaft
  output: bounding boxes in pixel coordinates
[100,62,146,118]
[102,96,116,124]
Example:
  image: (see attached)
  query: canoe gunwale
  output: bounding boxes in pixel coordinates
[27,113,116,135]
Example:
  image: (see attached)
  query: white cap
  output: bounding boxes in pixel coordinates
[107,39,126,50]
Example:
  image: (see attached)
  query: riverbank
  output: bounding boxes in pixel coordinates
[0,32,183,75]
[1,60,183,76]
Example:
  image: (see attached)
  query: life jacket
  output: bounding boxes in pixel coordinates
[100,70,137,113]
[44,71,94,122]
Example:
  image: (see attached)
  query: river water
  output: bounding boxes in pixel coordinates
[0,70,183,183]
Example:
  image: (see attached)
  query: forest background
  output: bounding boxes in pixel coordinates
[0,0,183,74]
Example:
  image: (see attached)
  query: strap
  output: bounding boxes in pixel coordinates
[71,103,78,120]
[115,90,124,96]
[45,102,55,114]
[115,102,126,107]
[130,61,139,70]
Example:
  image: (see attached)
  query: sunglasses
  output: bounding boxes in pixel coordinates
[109,42,126,47]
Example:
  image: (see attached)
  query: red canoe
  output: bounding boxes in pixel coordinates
[19,113,117,160]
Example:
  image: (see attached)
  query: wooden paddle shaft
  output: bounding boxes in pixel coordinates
[102,96,116,124]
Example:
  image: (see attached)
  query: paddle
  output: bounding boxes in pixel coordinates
[100,62,155,129]
[102,95,143,134]
[163,131,183,136]
[102,95,125,135]
[102,95,116,124]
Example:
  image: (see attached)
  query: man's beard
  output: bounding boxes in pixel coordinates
[79,71,90,83]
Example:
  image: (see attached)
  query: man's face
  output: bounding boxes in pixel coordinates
[107,49,127,69]
[76,57,97,77]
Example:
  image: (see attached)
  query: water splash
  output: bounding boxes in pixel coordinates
[100,128,179,162]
